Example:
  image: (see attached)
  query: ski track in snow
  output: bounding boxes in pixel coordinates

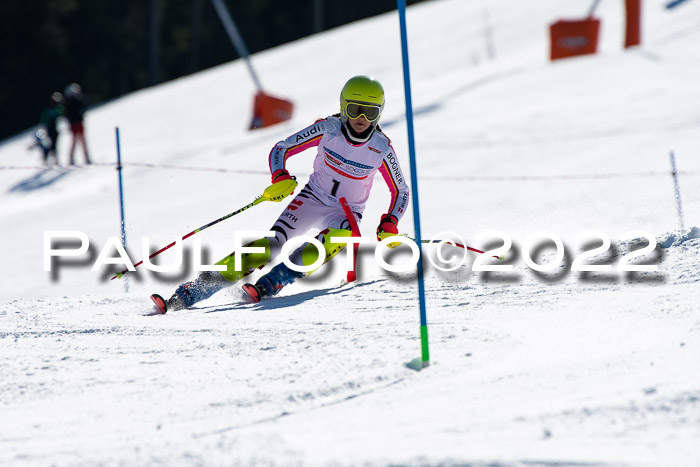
[1,238,699,465]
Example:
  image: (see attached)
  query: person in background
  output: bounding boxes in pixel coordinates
[63,83,91,165]
[27,129,52,163]
[38,92,64,165]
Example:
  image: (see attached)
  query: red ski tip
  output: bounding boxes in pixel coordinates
[150,294,168,314]
[242,283,262,304]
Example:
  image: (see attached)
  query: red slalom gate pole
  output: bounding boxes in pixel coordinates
[339,197,361,283]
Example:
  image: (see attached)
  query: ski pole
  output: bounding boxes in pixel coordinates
[419,238,485,255]
[401,235,503,259]
[111,178,297,279]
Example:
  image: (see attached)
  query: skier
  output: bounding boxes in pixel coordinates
[151,75,410,312]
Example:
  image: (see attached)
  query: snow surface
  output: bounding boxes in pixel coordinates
[1,0,700,465]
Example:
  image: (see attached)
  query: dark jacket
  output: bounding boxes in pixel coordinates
[64,94,86,124]
[40,103,63,137]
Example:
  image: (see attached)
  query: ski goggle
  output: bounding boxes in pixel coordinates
[345,102,382,122]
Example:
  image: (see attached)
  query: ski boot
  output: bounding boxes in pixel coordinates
[150,271,227,313]
[242,263,303,303]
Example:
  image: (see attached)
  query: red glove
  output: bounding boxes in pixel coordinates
[376,214,399,241]
[271,169,293,184]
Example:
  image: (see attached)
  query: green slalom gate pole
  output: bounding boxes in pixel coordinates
[397,0,429,370]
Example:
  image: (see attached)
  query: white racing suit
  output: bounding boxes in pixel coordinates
[267,115,410,254]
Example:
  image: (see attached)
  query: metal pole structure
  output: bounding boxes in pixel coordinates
[116,127,129,292]
[313,0,324,33]
[397,0,429,370]
[670,151,685,230]
[210,0,263,91]
[587,0,602,17]
[190,0,203,74]
[149,0,161,86]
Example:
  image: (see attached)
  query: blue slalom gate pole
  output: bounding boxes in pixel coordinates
[397,0,429,370]
[115,127,129,292]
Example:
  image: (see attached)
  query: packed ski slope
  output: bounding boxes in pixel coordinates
[1,0,699,465]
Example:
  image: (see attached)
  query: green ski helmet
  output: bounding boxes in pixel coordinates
[340,75,385,130]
